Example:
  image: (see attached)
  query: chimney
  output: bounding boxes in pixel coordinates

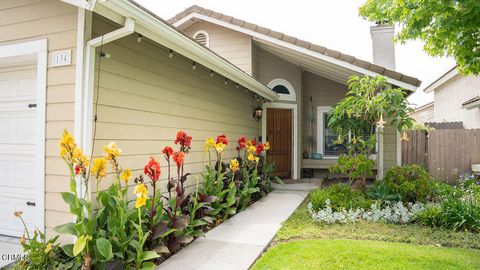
[370,22,396,70]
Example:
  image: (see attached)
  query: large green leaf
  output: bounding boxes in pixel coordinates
[73,235,87,256]
[140,251,160,261]
[53,222,76,235]
[96,237,113,261]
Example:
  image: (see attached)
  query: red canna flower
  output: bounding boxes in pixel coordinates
[216,133,229,146]
[144,156,161,181]
[172,151,185,168]
[256,143,265,155]
[175,131,192,152]
[237,136,246,149]
[74,164,80,175]
[162,146,174,158]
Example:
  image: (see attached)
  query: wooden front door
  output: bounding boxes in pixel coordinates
[266,108,292,178]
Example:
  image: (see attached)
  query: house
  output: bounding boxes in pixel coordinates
[423,66,480,129]
[410,102,434,125]
[0,0,420,241]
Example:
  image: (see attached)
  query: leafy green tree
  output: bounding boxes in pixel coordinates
[359,0,480,75]
[328,75,414,188]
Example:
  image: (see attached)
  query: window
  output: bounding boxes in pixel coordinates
[193,31,209,47]
[317,106,346,158]
[317,106,378,159]
[267,79,296,101]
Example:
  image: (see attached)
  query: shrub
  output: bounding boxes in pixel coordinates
[383,165,436,202]
[438,198,480,232]
[329,154,375,188]
[310,184,373,212]
[367,181,401,206]
[415,203,442,227]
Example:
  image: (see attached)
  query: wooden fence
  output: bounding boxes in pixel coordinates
[401,129,480,182]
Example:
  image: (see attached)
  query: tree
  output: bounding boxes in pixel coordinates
[359,0,480,75]
[328,75,414,188]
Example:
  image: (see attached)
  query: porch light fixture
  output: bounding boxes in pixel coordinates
[253,105,263,121]
[137,34,143,43]
[210,70,214,77]
[192,61,197,70]
[168,49,174,58]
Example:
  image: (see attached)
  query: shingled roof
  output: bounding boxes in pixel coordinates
[169,5,421,87]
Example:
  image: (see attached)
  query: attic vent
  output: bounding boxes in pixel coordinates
[193,31,209,47]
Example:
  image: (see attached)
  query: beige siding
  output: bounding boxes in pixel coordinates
[0,0,78,240]
[183,21,252,75]
[302,71,348,155]
[91,16,259,193]
[383,123,399,172]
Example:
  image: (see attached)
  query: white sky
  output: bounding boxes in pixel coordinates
[136,0,456,107]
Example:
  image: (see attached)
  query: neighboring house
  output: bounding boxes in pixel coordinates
[410,102,434,124]
[423,66,480,129]
[0,0,420,240]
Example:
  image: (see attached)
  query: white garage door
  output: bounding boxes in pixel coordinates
[0,66,39,237]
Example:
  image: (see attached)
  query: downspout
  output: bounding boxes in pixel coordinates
[79,17,135,198]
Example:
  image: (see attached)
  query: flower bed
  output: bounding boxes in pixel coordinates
[12,130,279,270]
[308,165,480,232]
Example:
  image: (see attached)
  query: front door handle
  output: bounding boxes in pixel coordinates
[26,201,36,206]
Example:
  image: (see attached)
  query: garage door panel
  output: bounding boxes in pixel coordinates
[0,197,36,237]
[0,65,39,236]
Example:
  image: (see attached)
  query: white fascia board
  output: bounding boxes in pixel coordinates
[62,0,97,10]
[96,0,278,101]
[174,13,418,91]
[424,68,458,93]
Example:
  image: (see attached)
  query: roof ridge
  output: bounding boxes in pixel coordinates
[168,5,421,87]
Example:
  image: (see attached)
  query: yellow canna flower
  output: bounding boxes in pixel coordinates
[59,129,77,159]
[247,145,256,154]
[103,142,121,160]
[133,183,148,209]
[229,158,239,172]
[90,158,107,180]
[215,142,226,154]
[133,183,148,198]
[121,168,132,184]
[204,138,215,152]
[135,196,147,209]
[247,153,255,162]
[44,242,52,254]
[264,142,270,151]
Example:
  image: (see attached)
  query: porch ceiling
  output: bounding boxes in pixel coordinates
[256,40,361,86]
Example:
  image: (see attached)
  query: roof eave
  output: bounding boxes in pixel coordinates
[172,11,420,91]
[93,0,279,101]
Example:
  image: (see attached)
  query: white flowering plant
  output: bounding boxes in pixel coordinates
[308,199,426,225]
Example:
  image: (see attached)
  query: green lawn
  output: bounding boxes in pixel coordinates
[252,200,480,269]
[252,239,480,270]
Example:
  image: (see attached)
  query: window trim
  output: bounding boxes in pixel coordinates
[193,30,210,47]
[267,78,296,101]
[316,106,339,159]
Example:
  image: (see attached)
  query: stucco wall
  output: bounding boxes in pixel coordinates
[91,16,260,194]
[410,104,435,124]
[434,75,480,129]
[182,21,252,75]
[0,0,78,241]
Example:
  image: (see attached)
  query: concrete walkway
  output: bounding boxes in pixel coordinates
[157,190,307,270]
